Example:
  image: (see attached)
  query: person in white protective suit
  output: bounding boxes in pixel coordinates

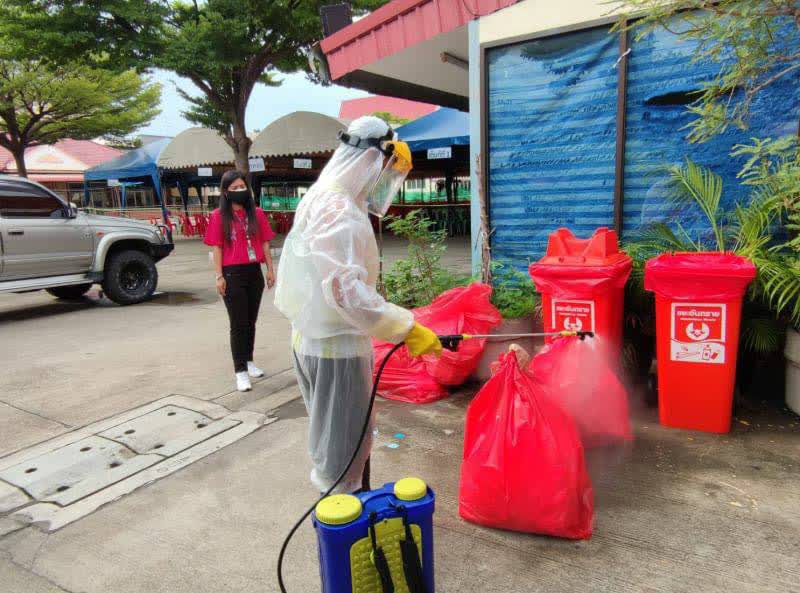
[274,116,442,494]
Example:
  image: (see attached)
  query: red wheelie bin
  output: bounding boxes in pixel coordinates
[529,227,632,356]
[645,253,756,433]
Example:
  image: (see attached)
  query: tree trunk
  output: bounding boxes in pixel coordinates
[11,146,28,177]
[229,116,252,175]
[233,144,250,174]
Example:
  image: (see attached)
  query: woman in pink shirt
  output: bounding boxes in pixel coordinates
[204,170,276,392]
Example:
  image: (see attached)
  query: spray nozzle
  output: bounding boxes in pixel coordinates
[437,330,594,352]
[438,335,464,352]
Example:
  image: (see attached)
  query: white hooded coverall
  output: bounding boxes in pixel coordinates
[274,116,414,493]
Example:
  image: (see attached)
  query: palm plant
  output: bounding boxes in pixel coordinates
[624,159,800,353]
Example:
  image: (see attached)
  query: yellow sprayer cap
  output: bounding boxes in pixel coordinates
[315,494,362,525]
[394,477,427,501]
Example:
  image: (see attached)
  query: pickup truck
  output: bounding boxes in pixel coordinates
[0,175,173,305]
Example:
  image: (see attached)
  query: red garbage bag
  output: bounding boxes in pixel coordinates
[459,351,594,539]
[373,283,501,403]
[416,283,502,386]
[372,340,448,404]
[530,336,633,448]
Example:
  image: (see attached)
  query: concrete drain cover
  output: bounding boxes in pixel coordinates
[98,405,239,457]
[0,396,269,532]
[0,436,160,506]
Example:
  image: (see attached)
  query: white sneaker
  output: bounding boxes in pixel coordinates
[236,371,252,392]
[247,361,264,378]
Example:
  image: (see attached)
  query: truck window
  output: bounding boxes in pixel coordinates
[0,184,65,218]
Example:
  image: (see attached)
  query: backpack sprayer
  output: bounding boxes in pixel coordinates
[277,329,594,593]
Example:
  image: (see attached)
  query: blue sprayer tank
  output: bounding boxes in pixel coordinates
[313,477,435,593]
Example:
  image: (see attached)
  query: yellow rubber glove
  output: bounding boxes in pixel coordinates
[404,322,443,357]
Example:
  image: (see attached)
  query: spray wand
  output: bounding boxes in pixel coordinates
[438,330,594,351]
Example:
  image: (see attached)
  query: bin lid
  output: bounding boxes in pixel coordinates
[529,228,632,296]
[538,227,630,266]
[644,252,756,300]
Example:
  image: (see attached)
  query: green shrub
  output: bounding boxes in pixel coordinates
[489,261,541,319]
[623,159,800,353]
[384,210,469,308]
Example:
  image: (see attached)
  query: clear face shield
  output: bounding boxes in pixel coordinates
[366,141,413,218]
[337,130,414,218]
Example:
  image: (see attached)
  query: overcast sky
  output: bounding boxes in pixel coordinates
[139,69,369,137]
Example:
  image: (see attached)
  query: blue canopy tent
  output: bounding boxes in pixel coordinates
[83,138,171,221]
[395,108,470,205]
[395,107,468,151]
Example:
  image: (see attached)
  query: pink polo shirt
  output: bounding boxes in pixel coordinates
[204,207,275,267]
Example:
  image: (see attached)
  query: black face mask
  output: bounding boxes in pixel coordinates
[227,189,250,205]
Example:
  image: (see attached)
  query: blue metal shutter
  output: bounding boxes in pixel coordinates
[487,26,619,264]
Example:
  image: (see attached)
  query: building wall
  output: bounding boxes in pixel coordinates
[479,0,614,46]
[468,20,482,274]
[471,0,800,269]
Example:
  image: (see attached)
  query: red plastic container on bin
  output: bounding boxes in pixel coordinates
[529,228,632,354]
[645,253,756,433]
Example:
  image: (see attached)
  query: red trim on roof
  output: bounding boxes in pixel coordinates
[320,0,516,80]
[339,96,438,120]
[0,140,121,174]
[29,173,86,183]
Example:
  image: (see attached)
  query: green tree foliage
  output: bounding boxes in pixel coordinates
[616,1,800,142]
[0,0,388,173]
[0,0,167,71]
[0,49,160,176]
[155,0,387,173]
[371,111,411,127]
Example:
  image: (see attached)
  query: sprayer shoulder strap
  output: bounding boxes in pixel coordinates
[369,513,395,593]
[397,508,428,593]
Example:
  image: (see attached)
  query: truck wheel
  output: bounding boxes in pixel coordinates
[46,283,93,300]
[102,249,157,305]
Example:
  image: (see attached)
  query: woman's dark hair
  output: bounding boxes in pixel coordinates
[219,170,258,245]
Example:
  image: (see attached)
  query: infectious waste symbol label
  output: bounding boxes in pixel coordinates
[552,299,595,333]
[670,303,726,364]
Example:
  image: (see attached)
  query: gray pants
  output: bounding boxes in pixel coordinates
[292,351,374,494]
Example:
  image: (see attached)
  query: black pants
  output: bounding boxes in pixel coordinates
[222,263,265,373]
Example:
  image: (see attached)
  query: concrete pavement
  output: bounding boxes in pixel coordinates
[1,236,799,593]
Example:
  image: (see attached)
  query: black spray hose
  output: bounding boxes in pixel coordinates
[277,341,405,593]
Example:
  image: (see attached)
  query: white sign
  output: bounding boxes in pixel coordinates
[670,303,727,364]
[427,147,452,160]
[107,179,120,187]
[197,167,213,177]
[248,157,266,172]
[293,158,313,169]
[551,299,596,333]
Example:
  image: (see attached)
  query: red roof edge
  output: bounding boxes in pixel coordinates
[321,0,430,54]
[320,0,517,81]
